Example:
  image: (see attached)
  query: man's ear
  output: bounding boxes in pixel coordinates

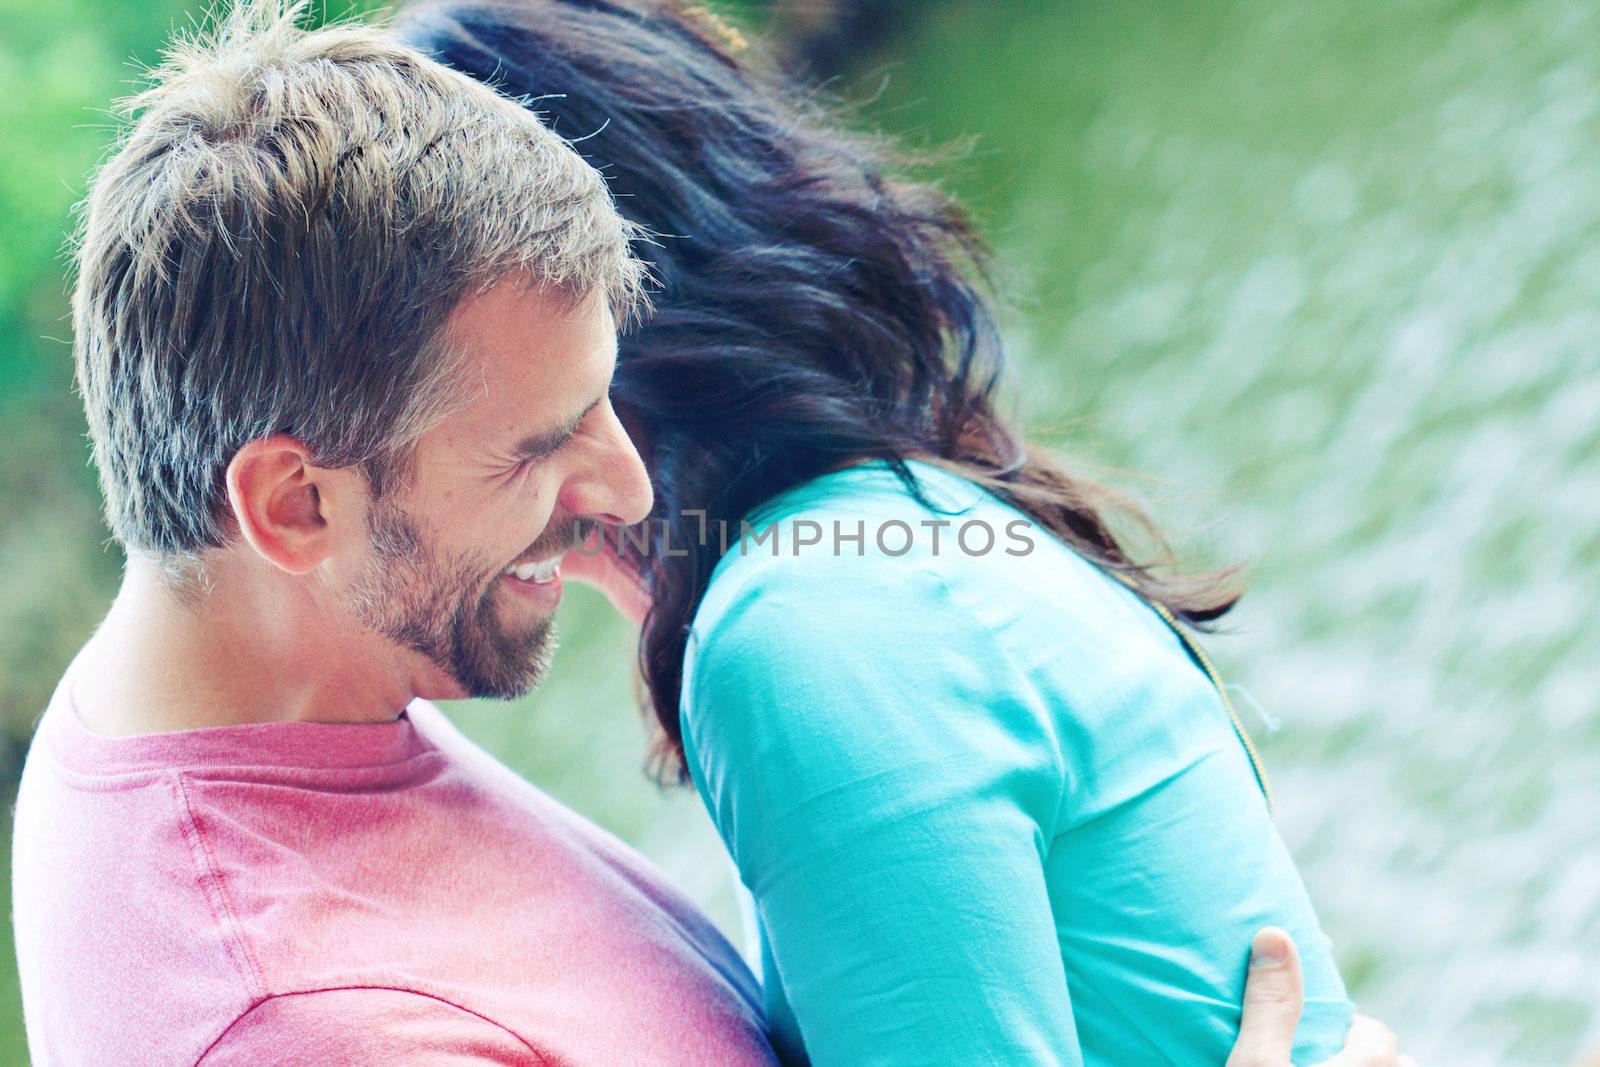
[224,435,357,575]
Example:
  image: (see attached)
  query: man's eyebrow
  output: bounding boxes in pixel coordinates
[511,395,603,461]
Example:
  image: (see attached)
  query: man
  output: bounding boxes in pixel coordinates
[10,2,1395,1063]
[14,4,775,1062]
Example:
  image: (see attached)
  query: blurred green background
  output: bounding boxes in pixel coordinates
[3,1,1598,1063]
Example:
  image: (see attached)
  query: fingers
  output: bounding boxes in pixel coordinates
[1312,1013,1412,1067]
[1334,1014,1399,1065]
[1226,927,1304,1067]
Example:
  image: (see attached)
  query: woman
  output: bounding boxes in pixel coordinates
[398,3,1364,1063]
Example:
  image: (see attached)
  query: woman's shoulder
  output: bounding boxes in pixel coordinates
[686,459,1236,763]
[681,460,1100,752]
[680,476,1069,834]
[692,458,1140,651]
[688,528,962,680]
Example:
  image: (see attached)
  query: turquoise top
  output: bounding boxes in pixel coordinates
[681,460,1353,1067]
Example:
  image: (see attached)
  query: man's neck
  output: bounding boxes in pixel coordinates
[73,556,422,737]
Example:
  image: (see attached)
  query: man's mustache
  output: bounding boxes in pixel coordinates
[508,518,600,568]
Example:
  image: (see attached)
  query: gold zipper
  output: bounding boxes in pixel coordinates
[1108,574,1276,812]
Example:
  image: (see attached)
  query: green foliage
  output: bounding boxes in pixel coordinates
[0,0,186,749]
[0,0,391,748]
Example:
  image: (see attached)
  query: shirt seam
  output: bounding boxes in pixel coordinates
[170,770,267,1003]
[193,985,551,1065]
[905,560,1073,842]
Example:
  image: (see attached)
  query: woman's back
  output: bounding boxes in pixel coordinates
[682,459,1352,1066]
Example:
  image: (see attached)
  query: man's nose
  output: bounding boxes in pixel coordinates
[561,401,654,527]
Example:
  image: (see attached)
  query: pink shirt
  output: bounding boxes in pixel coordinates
[11,663,780,1066]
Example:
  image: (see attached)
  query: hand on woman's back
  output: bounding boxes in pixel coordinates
[1235,928,1412,1067]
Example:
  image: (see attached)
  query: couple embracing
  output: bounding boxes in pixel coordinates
[13,2,1407,1064]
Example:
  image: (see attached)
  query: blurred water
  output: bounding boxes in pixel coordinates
[843,1,1600,1062]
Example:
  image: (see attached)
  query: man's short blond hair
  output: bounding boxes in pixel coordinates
[72,0,647,563]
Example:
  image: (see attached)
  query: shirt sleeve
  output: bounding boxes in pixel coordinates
[198,987,540,1066]
[683,554,1082,1067]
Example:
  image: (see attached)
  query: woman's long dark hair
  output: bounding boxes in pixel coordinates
[397,0,1243,781]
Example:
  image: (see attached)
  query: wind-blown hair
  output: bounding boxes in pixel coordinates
[398,0,1243,780]
[73,0,645,569]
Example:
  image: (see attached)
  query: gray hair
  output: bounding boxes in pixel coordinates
[71,0,648,568]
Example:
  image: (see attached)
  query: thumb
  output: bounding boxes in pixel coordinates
[1226,926,1305,1067]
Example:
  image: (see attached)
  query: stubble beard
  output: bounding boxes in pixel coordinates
[349,498,558,700]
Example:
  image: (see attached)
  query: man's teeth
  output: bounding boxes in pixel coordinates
[506,556,563,584]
